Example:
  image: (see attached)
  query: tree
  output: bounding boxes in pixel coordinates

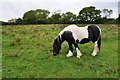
[23,10,36,24]
[23,9,50,24]
[61,12,77,24]
[16,18,23,24]
[50,13,61,24]
[102,9,113,18]
[102,9,108,18]
[78,6,101,23]
[35,9,50,24]
[108,10,113,18]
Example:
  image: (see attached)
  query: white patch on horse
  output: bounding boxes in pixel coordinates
[76,48,82,58]
[66,50,73,57]
[59,24,89,42]
[91,41,99,56]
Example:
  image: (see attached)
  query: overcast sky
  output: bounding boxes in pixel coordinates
[0,0,119,22]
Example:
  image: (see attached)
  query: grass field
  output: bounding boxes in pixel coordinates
[2,24,118,78]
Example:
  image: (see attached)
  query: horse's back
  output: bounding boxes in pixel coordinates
[59,24,79,36]
[63,24,79,31]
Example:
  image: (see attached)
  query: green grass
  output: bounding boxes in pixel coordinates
[2,24,118,78]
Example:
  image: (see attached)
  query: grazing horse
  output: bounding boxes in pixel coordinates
[53,24,101,58]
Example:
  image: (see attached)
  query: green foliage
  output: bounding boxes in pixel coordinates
[23,9,50,24]
[23,10,36,24]
[50,13,62,24]
[2,6,118,25]
[78,6,101,23]
[102,9,113,18]
[2,24,118,78]
[16,18,23,24]
[35,9,50,24]
[61,12,77,24]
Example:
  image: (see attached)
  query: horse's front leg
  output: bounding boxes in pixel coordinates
[74,43,82,59]
[66,42,73,57]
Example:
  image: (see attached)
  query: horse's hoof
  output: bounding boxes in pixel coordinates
[77,56,81,59]
[66,55,73,58]
[91,53,96,56]
[66,53,73,58]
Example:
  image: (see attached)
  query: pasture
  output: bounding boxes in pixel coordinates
[2,24,118,78]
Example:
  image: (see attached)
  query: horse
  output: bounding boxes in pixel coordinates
[53,24,101,58]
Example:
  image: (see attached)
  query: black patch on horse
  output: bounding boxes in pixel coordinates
[87,25,100,42]
[62,31,75,43]
[79,25,100,45]
[80,38,90,44]
[88,25,101,50]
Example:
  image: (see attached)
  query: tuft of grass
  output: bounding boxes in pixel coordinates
[15,35,21,43]
[10,35,21,46]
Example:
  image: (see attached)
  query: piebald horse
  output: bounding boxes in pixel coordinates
[53,24,101,58]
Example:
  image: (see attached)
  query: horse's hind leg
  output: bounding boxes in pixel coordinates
[66,42,73,57]
[91,36,101,56]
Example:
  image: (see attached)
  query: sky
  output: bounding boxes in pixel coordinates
[0,0,119,22]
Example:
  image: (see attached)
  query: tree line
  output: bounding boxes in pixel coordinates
[2,6,119,25]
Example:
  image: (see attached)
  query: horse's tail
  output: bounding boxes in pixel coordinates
[97,35,101,50]
[94,25,101,51]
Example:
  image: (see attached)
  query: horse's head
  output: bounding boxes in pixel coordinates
[53,36,62,56]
